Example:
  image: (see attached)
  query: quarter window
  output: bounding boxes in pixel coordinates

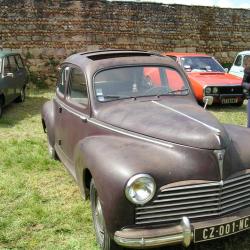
[3,57,10,74]
[58,66,69,95]
[234,55,242,66]
[15,55,24,69]
[68,68,88,105]
[8,56,18,72]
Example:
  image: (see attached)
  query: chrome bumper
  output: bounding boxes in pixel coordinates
[114,217,193,248]
[114,207,250,248]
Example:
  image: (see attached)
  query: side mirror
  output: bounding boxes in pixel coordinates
[183,65,192,72]
[203,96,213,109]
[224,68,229,73]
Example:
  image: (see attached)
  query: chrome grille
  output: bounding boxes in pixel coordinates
[135,174,250,225]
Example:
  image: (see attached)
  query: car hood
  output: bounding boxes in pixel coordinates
[95,97,229,150]
[188,72,242,87]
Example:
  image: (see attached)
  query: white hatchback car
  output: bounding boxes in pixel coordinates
[229,51,250,78]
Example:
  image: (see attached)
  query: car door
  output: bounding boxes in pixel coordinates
[2,56,18,104]
[14,54,28,93]
[54,65,70,161]
[59,66,90,176]
[229,54,244,77]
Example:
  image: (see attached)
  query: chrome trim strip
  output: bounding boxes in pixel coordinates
[152,100,221,134]
[161,181,220,191]
[88,118,174,148]
[136,203,219,215]
[158,187,220,197]
[137,197,220,210]
[136,207,219,220]
[153,192,219,203]
[135,212,220,225]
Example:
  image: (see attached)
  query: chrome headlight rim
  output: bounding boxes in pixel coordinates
[125,174,156,205]
[212,87,219,94]
[205,87,212,94]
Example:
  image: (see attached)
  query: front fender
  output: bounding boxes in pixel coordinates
[74,135,220,236]
[41,100,55,146]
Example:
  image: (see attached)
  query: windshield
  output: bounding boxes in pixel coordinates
[94,66,189,102]
[180,57,225,72]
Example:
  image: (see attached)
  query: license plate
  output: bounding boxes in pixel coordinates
[194,216,250,243]
[221,98,238,104]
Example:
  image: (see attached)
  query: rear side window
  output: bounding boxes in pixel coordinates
[8,56,18,72]
[15,55,24,69]
[3,57,10,74]
[234,55,242,66]
[68,68,88,106]
[58,66,69,95]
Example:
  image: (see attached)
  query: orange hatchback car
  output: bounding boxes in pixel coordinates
[163,53,244,106]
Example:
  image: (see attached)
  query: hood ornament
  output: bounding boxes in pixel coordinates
[214,149,225,180]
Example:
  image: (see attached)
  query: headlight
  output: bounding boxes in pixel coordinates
[205,87,212,94]
[212,87,219,94]
[125,174,156,205]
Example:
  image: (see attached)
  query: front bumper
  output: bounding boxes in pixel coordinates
[114,207,250,248]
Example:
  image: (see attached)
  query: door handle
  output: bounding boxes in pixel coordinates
[59,107,62,113]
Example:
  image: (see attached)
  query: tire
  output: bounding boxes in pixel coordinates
[47,137,57,160]
[90,180,122,250]
[16,87,25,103]
[0,102,2,118]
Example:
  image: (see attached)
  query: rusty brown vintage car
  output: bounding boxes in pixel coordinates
[41,50,250,250]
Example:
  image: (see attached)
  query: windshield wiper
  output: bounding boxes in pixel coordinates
[167,88,189,94]
[157,88,189,97]
[98,95,135,101]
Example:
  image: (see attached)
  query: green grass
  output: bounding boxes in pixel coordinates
[0,89,249,250]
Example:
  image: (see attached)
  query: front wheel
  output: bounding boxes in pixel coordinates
[90,180,122,250]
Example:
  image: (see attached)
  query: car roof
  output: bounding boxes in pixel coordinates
[0,51,20,58]
[163,52,210,57]
[64,49,178,73]
[237,51,250,55]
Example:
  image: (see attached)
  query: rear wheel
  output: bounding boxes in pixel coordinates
[0,102,2,118]
[16,87,26,103]
[90,180,122,250]
[47,137,57,160]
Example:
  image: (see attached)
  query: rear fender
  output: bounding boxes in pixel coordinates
[41,100,55,146]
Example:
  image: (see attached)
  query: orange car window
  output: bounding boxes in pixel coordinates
[166,68,185,90]
[144,67,161,86]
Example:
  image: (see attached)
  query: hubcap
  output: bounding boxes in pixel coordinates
[21,89,25,101]
[95,196,105,244]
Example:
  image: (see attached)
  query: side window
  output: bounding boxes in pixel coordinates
[58,66,69,95]
[166,68,185,90]
[15,55,24,69]
[234,55,242,66]
[3,57,11,74]
[68,68,88,106]
[8,56,18,73]
[168,56,177,62]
